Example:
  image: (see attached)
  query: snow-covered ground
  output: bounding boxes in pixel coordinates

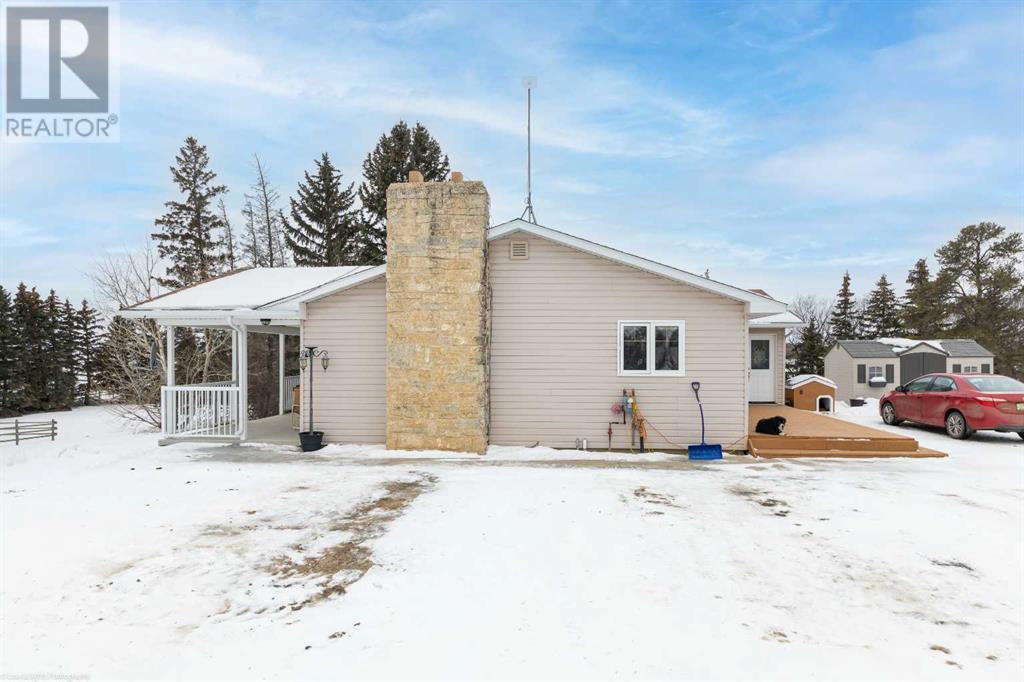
[2,404,1021,680]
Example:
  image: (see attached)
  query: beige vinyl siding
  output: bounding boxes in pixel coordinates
[823,346,896,402]
[300,277,386,443]
[824,346,856,402]
[948,357,994,373]
[489,232,748,450]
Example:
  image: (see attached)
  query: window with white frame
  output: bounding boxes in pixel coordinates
[868,366,884,380]
[617,321,684,376]
[964,365,979,373]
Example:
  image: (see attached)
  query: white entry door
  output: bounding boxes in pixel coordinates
[749,334,775,403]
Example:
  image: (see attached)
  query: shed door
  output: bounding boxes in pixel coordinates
[923,353,946,375]
[749,335,775,402]
[900,354,923,385]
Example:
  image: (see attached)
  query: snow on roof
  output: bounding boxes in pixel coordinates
[126,267,373,312]
[877,337,947,354]
[749,311,804,327]
[787,374,837,389]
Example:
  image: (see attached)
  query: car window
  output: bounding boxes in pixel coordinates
[906,376,934,393]
[966,376,1024,392]
[931,376,956,392]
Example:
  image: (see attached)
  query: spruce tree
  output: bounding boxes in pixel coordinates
[829,272,859,340]
[0,286,14,415]
[11,284,42,411]
[936,222,1024,379]
[283,153,360,266]
[357,121,450,263]
[57,299,79,407]
[903,258,948,338]
[77,300,104,405]
[151,136,227,288]
[789,319,829,377]
[861,274,904,339]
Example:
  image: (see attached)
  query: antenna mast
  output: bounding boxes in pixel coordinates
[521,76,537,223]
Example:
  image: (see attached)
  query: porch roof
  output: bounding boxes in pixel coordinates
[119,266,377,325]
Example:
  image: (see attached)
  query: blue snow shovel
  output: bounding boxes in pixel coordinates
[688,381,723,460]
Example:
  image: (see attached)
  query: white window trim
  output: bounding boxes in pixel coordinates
[868,366,884,379]
[617,320,685,377]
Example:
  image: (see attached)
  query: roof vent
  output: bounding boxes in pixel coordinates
[509,240,529,260]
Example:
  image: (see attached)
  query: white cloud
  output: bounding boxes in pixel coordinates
[0,218,59,247]
[750,132,1006,201]
[116,18,730,160]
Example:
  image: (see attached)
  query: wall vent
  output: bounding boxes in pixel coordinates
[509,240,529,260]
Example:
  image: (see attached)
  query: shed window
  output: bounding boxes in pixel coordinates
[964,365,979,373]
[868,366,884,380]
[618,321,684,376]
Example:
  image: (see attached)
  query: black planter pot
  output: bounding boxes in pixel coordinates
[849,398,866,407]
[299,431,324,452]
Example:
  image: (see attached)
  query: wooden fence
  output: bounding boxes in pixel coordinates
[0,419,58,445]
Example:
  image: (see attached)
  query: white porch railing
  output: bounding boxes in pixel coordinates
[283,374,301,411]
[161,383,243,439]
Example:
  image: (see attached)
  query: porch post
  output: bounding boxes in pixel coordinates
[278,333,286,415]
[231,329,238,384]
[239,327,248,440]
[165,326,175,386]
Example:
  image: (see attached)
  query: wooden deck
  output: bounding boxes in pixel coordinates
[748,404,945,458]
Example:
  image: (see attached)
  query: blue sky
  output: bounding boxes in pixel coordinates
[2,0,1022,305]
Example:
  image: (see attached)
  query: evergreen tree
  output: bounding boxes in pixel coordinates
[902,258,948,338]
[789,319,830,377]
[357,121,450,263]
[77,300,104,405]
[936,222,1024,379]
[57,298,80,407]
[861,275,904,338]
[11,284,44,411]
[283,153,360,266]
[829,272,859,340]
[151,136,227,288]
[0,286,14,414]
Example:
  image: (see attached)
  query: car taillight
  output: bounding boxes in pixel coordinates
[974,396,1007,406]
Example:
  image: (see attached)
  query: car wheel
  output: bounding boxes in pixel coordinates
[945,411,972,440]
[881,402,903,426]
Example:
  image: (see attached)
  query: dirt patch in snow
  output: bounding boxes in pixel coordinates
[729,484,791,517]
[267,473,437,610]
[632,486,681,510]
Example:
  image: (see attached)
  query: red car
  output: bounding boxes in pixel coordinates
[880,373,1024,440]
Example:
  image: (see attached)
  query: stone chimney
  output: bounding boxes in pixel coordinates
[385,172,490,453]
